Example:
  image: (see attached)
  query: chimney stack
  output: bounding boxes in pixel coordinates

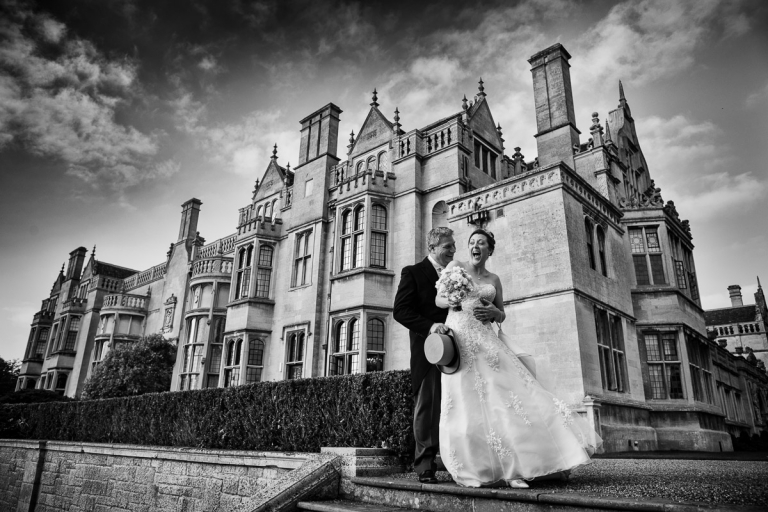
[298,103,342,166]
[728,285,743,307]
[528,43,580,169]
[178,198,202,244]
[66,247,88,280]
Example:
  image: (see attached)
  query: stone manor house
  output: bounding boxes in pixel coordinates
[15,44,768,452]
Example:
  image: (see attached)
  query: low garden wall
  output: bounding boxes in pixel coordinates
[0,439,307,511]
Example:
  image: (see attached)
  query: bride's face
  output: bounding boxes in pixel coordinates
[468,234,491,265]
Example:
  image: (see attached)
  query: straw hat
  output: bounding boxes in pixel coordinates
[424,333,461,375]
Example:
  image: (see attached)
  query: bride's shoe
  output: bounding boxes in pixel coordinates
[506,479,529,489]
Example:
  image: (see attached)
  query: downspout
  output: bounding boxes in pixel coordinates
[323,208,337,376]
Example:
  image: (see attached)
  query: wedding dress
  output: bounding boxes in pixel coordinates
[440,282,600,487]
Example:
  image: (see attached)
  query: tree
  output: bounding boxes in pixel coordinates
[0,358,20,395]
[82,334,177,399]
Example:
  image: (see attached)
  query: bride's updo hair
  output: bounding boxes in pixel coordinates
[468,228,496,256]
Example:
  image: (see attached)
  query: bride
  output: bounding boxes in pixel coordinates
[436,228,600,488]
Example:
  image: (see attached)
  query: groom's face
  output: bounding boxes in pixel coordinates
[431,235,456,267]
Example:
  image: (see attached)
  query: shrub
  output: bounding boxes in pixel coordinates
[2,370,415,458]
[0,389,73,404]
[82,334,176,399]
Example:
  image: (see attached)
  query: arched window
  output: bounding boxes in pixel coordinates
[179,315,206,390]
[370,204,387,268]
[585,218,596,270]
[367,156,375,170]
[55,373,68,395]
[340,209,352,270]
[356,161,363,175]
[331,318,360,375]
[596,226,607,277]
[431,201,448,229]
[224,338,243,387]
[256,205,263,221]
[255,245,274,298]
[286,331,305,379]
[366,318,385,372]
[271,199,278,223]
[246,338,264,383]
[377,151,388,171]
[235,245,253,299]
[353,206,365,268]
[264,202,271,221]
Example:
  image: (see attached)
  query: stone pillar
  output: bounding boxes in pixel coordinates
[528,43,580,169]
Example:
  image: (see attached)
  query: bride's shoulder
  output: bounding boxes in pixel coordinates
[445,260,464,270]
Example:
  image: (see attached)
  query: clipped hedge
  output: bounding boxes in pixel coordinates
[0,370,414,458]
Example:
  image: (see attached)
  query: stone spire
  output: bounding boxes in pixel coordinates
[370,88,379,108]
[619,80,626,106]
[271,144,278,160]
[477,78,486,99]
[347,130,355,155]
[589,112,604,147]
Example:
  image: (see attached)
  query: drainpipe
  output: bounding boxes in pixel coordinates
[323,210,337,377]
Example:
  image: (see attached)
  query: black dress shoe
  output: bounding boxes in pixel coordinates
[418,470,439,484]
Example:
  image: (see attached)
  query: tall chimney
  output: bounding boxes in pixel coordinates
[298,103,342,166]
[65,246,88,280]
[728,285,743,307]
[528,43,580,169]
[178,198,202,244]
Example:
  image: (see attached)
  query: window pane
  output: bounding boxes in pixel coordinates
[225,368,240,387]
[335,322,347,353]
[206,374,220,388]
[633,255,650,285]
[348,354,359,374]
[667,364,684,399]
[342,211,351,234]
[646,228,661,252]
[649,255,666,284]
[256,269,271,297]
[629,228,645,253]
[367,319,385,351]
[209,344,223,373]
[662,334,678,361]
[644,333,661,361]
[372,205,387,230]
[258,245,274,267]
[366,354,384,372]
[370,233,386,267]
[341,238,351,271]
[648,365,666,399]
[354,234,364,268]
[248,339,264,366]
[675,261,687,288]
[288,365,303,379]
[245,367,262,383]
[348,319,360,351]
[354,207,365,231]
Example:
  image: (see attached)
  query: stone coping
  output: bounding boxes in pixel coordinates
[0,439,309,469]
[349,476,764,512]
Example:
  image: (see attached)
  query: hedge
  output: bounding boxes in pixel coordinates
[0,370,415,458]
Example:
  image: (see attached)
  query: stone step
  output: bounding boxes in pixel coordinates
[297,500,412,511]
[340,476,764,512]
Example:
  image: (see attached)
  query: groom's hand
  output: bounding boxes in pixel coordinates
[430,323,451,335]
[474,299,498,324]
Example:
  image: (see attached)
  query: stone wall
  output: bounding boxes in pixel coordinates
[0,439,307,512]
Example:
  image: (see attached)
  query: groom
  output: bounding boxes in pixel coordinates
[393,227,456,483]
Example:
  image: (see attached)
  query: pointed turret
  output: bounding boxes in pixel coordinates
[271,143,278,160]
[371,88,379,108]
[477,78,486,99]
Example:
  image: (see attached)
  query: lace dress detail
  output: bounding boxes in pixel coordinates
[439,280,600,487]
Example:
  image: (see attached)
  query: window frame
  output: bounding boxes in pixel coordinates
[285,329,306,380]
[255,244,274,298]
[585,217,596,271]
[179,315,206,391]
[370,204,388,269]
[629,225,667,286]
[594,308,628,393]
[642,331,684,400]
[292,230,313,288]
[234,245,254,300]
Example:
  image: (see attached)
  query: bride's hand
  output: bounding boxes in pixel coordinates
[474,299,500,324]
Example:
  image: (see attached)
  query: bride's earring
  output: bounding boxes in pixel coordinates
[507,479,529,489]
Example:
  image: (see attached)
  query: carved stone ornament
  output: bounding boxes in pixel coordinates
[619,180,664,210]
[163,307,174,331]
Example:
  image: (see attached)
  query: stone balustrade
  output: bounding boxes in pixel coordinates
[123,261,167,291]
[330,169,397,200]
[61,297,86,313]
[198,233,237,258]
[102,293,148,311]
[191,257,233,278]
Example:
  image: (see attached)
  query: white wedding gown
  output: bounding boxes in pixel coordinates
[440,282,600,487]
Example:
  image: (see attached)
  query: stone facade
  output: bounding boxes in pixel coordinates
[15,43,768,451]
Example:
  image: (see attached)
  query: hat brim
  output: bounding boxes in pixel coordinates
[437,339,461,375]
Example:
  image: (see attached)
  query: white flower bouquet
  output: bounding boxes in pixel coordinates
[436,266,473,311]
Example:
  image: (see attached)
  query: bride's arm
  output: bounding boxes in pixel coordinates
[435,261,460,309]
[491,274,506,323]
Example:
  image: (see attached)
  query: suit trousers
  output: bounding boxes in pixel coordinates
[413,365,441,473]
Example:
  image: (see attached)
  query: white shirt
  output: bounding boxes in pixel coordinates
[428,255,445,334]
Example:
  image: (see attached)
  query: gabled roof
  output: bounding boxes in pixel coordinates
[348,106,394,158]
[92,260,138,279]
[253,158,289,202]
[704,305,757,325]
[465,97,503,151]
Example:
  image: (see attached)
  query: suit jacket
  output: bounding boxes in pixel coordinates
[393,256,449,396]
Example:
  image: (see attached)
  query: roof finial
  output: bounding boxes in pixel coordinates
[618,80,627,108]
[394,107,400,124]
[371,88,379,108]
[286,162,291,173]
[758,276,763,290]
[477,78,486,98]
[92,245,96,259]
[271,143,278,160]
[590,112,604,146]
[349,130,355,145]
[60,263,65,274]
[462,94,468,111]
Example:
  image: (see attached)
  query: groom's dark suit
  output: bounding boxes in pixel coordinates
[393,256,448,474]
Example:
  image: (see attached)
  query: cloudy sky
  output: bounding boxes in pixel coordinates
[1,0,767,360]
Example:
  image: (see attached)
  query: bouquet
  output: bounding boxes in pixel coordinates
[436,266,473,311]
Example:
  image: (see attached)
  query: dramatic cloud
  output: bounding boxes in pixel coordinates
[573,0,752,88]
[636,114,766,222]
[0,3,177,196]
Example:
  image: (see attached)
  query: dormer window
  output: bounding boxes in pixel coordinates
[473,138,497,179]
